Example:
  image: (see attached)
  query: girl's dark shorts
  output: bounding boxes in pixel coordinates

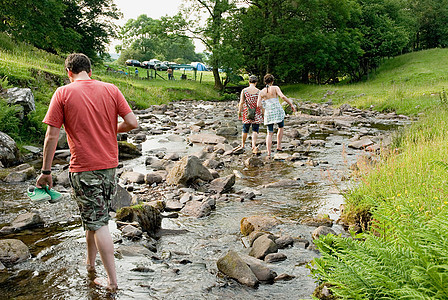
[242,123,260,133]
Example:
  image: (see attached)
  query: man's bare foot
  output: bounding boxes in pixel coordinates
[94,277,118,292]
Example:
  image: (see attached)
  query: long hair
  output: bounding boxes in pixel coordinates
[264,74,274,92]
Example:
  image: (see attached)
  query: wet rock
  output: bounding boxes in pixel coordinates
[111,184,133,212]
[134,133,147,142]
[208,174,235,194]
[57,127,69,149]
[116,204,162,235]
[117,245,154,257]
[273,153,291,160]
[239,254,277,283]
[131,267,154,273]
[188,133,227,145]
[6,87,35,115]
[4,163,35,183]
[180,200,212,218]
[303,140,326,147]
[244,157,264,168]
[164,153,180,161]
[145,172,163,185]
[264,253,287,263]
[11,212,44,231]
[216,127,238,136]
[301,214,333,227]
[0,131,20,167]
[54,169,70,187]
[166,155,213,185]
[249,235,278,259]
[118,141,142,159]
[312,226,337,240]
[240,216,281,236]
[0,239,30,266]
[165,199,184,211]
[0,261,5,270]
[203,158,224,169]
[248,231,266,247]
[263,179,304,188]
[121,224,143,240]
[121,171,145,184]
[217,250,259,288]
[274,273,296,282]
[214,143,232,154]
[348,138,374,149]
[275,235,294,249]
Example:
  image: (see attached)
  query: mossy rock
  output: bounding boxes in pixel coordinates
[313,283,337,300]
[118,141,142,159]
[116,204,161,235]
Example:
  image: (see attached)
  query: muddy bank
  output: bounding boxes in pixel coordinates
[0,99,411,299]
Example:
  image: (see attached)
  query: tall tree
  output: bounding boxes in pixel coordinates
[164,0,241,90]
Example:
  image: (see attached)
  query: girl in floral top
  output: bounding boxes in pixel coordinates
[238,75,263,154]
[257,74,296,159]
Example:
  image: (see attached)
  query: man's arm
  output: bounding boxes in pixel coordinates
[36,125,60,188]
[118,112,138,133]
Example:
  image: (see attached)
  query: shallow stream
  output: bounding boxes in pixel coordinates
[0,100,407,299]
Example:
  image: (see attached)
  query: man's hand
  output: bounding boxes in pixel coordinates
[36,174,53,189]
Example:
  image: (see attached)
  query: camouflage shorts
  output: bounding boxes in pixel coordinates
[69,168,117,231]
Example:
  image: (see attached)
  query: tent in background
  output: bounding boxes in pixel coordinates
[190,62,207,71]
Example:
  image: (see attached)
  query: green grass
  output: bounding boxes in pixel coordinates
[0,33,223,146]
[311,107,448,299]
[283,49,448,115]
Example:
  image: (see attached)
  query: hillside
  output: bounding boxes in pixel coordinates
[284,48,448,115]
[0,34,221,145]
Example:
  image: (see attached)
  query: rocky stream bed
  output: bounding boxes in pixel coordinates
[0,99,411,299]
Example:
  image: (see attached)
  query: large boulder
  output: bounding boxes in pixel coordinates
[57,127,69,149]
[121,171,145,184]
[312,226,337,240]
[166,155,213,185]
[240,216,281,236]
[217,250,259,288]
[4,163,35,183]
[115,204,162,236]
[6,87,35,116]
[118,141,142,159]
[249,235,278,259]
[111,184,133,212]
[11,212,44,231]
[180,200,212,218]
[0,239,30,266]
[208,174,235,194]
[239,254,277,283]
[0,131,19,167]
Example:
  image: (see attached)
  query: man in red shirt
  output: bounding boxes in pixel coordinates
[36,53,138,292]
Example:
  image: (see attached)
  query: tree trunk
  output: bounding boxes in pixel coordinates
[212,67,223,90]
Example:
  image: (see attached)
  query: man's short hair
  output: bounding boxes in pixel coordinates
[65,53,91,74]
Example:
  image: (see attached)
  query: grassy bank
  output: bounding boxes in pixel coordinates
[284,48,448,116]
[0,34,222,145]
[311,107,448,299]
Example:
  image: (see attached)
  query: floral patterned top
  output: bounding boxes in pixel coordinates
[242,90,263,124]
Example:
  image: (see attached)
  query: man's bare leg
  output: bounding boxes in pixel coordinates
[86,230,97,272]
[92,225,118,291]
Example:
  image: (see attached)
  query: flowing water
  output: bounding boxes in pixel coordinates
[0,100,407,299]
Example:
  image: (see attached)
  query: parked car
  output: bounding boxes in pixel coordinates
[154,62,168,71]
[141,61,150,68]
[125,59,141,67]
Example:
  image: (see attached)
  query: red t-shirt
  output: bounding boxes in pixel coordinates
[43,79,132,172]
